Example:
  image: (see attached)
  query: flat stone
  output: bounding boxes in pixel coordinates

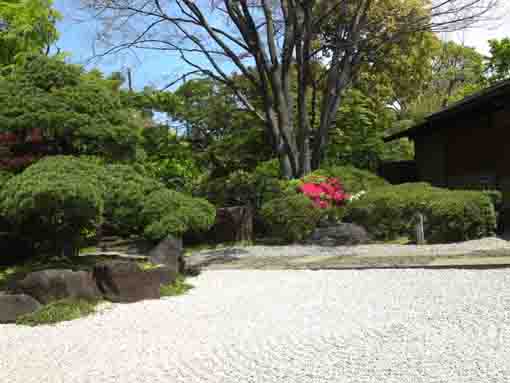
[0,294,41,323]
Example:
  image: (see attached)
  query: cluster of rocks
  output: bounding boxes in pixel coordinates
[0,235,188,324]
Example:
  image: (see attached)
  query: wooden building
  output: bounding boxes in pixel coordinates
[385,80,510,207]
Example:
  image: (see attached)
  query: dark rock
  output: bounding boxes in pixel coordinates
[0,294,41,323]
[306,223,371,247]
[145,266,178,286]
[15,269,101,304]
[93,261,161,303]
[147,235,184,274]
[210,206,253,243]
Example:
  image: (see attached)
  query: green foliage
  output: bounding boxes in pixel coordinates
[0,170,12,187]
[140,125,203,192]
[0,55,141,162]
[309,166,389,193]
[196,159,283,209]
[0,156,104,255]
[141,189,216,242]
[99,164,164,235]
[160,275,194,297]
[346,183,497,243]
[261,194,323,243]
[487,38,510,83]
[0,0,60,67]
[16,299,101,326]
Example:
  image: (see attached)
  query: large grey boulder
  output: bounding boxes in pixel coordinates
[306,223,371,247]
[15,269,101,304]
[0,294,41,323]
[93,261,161,303]
[148,235,184,273]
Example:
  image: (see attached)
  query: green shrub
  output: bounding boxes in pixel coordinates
[261,194,323,243]
[0,157,104,256]
[99,164,164,235]
[141,189,216,242]
[16,299,101,326]
[310,165,389,193]
[0,170,13,187]
[346,183,497,243]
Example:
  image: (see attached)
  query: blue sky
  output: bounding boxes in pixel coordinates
[53,0,197,90]
[53,1,510,91]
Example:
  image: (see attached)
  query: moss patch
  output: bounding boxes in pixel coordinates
[16,299,102,326]
[160,275,194,297]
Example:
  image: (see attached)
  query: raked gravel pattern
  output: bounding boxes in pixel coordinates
[190,237,510,259]
[3,269,510,382]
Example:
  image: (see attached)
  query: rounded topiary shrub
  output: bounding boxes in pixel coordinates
[99,164,165,235]
[0,157,104,256]
[261,194,323,243]
[141,189,216,242]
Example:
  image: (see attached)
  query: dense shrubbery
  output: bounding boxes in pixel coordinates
[346,183,497,243]
[0,170,13,187]
[141,189,216,242]
[0,156,216,256]
[0,158,104,256]
[99,164,164,235]
[261,194,323,243]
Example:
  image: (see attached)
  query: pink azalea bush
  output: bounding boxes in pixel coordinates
[298,175,350,209]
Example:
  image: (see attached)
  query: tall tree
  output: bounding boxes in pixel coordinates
[0,0,60,66]
[85,0,498,178]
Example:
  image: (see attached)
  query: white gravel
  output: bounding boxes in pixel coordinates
[2,269,510,382]
[192,237,510,259]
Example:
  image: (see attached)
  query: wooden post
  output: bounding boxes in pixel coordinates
[416,213,425,245]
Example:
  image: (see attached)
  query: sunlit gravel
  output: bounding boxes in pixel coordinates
[2,269,510,382]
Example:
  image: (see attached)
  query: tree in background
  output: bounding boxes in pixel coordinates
[0,55,141,169]
[85,0,498,178]
[486,38,510,83]
[0,0,60,66]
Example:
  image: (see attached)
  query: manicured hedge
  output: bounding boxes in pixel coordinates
[0,157,104,255]
[0,156,217,256]
[346,183,497,243]
[261,194,323,243]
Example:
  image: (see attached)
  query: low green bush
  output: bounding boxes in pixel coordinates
[261,194,323,243]
[16,299,101,326]
[0,157,104,256]
[346,183,497,243]
[141,189,216,242]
